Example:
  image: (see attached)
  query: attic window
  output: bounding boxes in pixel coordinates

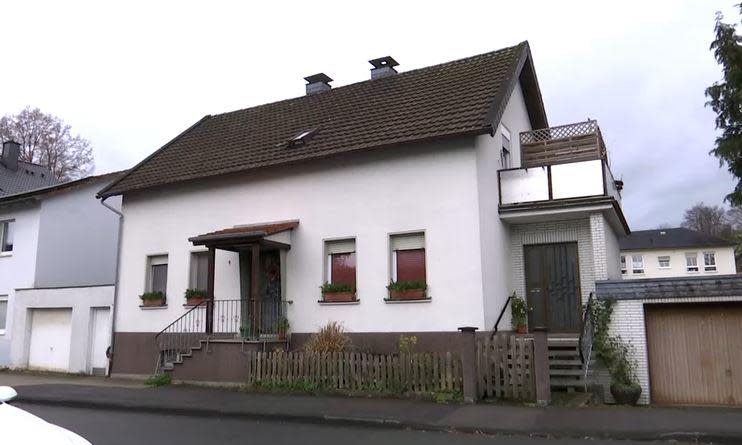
[288,129,316,147]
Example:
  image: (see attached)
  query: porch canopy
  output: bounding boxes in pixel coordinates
[187,219,298,336]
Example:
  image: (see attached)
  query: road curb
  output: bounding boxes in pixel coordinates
[15,395,742,444]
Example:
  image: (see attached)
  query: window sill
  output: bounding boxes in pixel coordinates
[318,300,360,306]
[140,304,168,310]
[0,252,12,258]
[704,269,718,273]
[0,329,5,335]
[384,297,432,304]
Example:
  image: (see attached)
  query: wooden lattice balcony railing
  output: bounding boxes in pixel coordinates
[519,120,607,168]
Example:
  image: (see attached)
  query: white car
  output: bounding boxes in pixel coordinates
[0,386,92,445]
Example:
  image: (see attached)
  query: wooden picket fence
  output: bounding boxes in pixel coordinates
[477,334,535,400]
[246,351,462,394]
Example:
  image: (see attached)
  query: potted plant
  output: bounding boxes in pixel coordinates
[387,280,427,300]
[139,291,165,307]
[276,317,290,341]
[184,288,207,306]
[320,282,356,302]
[604,336,642,405]
[510,293,528,334]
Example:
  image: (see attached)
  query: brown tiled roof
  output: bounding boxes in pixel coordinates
[189,220,299,245]
[100,42,546,198]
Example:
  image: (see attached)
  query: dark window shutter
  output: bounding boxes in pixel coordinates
[195,253,209,290]
[331,252,356,286]
[396,249,426,282]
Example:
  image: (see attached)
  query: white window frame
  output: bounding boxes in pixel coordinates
[0,220,14,255]
[703,251,717,272]
[389,231,426,282]
[500,125,512,169]
[620,255,627,274]
[658,255,671,269]
[685,252,699,273]
[146,254,169,294]
[324,238,356,284]
[631,255,644,274]
[0,295,7,335]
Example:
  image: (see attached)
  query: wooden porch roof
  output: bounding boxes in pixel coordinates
[188,219,299,248]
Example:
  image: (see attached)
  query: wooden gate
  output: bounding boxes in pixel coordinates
[477,334,535,400]
[645,303,742,406]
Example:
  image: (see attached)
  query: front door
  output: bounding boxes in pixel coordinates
[524,243,581,332]
[239,249,282,338]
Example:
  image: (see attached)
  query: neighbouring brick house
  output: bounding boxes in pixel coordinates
[99,42,629,387]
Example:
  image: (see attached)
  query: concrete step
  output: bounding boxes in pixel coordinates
[550,369,590,377]
[550,377,586,388]
[547,349,581,357]
[548,359,583,366]
[548,339,579,347]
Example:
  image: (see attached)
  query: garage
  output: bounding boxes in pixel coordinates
[28,308,72,371]
[645,303,742,406]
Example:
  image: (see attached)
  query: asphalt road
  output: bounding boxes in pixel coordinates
[15,403,694,445]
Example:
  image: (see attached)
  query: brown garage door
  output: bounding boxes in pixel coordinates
[645,303,742,405]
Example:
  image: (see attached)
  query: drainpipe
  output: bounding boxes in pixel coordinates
[100,196,123,377]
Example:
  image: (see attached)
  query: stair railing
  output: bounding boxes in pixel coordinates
[492,295,514,335]
[578,292,595,390]
[155,299,208,370]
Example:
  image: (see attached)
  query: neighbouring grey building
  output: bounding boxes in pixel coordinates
[0,171,123,374]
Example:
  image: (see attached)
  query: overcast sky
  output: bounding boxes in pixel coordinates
[1,1,738,229]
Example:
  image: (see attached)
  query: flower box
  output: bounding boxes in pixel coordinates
[142,297,165,307]
[388,288,426,300]
[185,296,207,306]
[322,291,357,302]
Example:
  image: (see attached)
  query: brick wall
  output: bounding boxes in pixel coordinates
[510,217,596,306]
[606,295,742,404]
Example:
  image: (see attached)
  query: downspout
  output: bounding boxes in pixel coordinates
[100,196,123,377]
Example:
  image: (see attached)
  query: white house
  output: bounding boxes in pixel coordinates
[0,172,122,374]
[98,42,628,382]
[620,227,736,279]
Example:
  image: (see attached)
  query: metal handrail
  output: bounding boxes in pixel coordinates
[493,295,514,334]
[155,299,207,339]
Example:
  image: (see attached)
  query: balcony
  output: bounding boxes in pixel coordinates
[498,121,626,229]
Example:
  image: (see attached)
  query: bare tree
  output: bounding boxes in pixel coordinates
[681,202,731,237]
[0,107,94,181]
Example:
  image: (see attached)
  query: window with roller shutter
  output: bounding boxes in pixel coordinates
[325,239,356,287]
[390,232,426,283]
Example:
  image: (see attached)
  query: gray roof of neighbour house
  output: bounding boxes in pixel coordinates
[0,161,58,196]
[99,41,548,198]
[596,275,742,301]
[0,171,125,206]
[619,227,734,251]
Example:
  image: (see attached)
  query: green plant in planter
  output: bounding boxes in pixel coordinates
[184,288,207,299]
[386,280,427,291]
[590,299,642,404]
[139,291,165,304]
[320,282,355,293]
[510,293,528,333]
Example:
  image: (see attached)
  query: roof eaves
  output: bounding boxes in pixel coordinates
[97,115,212,198]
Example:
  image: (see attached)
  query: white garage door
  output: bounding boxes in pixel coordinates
[29,309,72,371]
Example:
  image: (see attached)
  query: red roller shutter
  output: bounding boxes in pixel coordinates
[396,249,426,282]
[331,252,356,286]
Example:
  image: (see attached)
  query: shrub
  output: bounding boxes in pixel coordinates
[320,282,355,293]
[144,373,171,386]
[396,335,418,354]
[304,321,351,353]
[386,280,427,291]
[510,293,528,328]
[139,291,165,301]
[590,299,639,386]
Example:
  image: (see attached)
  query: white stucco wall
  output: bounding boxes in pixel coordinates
[620,246,736,279]
[116,137,491,334]
[0,203,41,366]
[475,81,532,330]
[9,285,114,373]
